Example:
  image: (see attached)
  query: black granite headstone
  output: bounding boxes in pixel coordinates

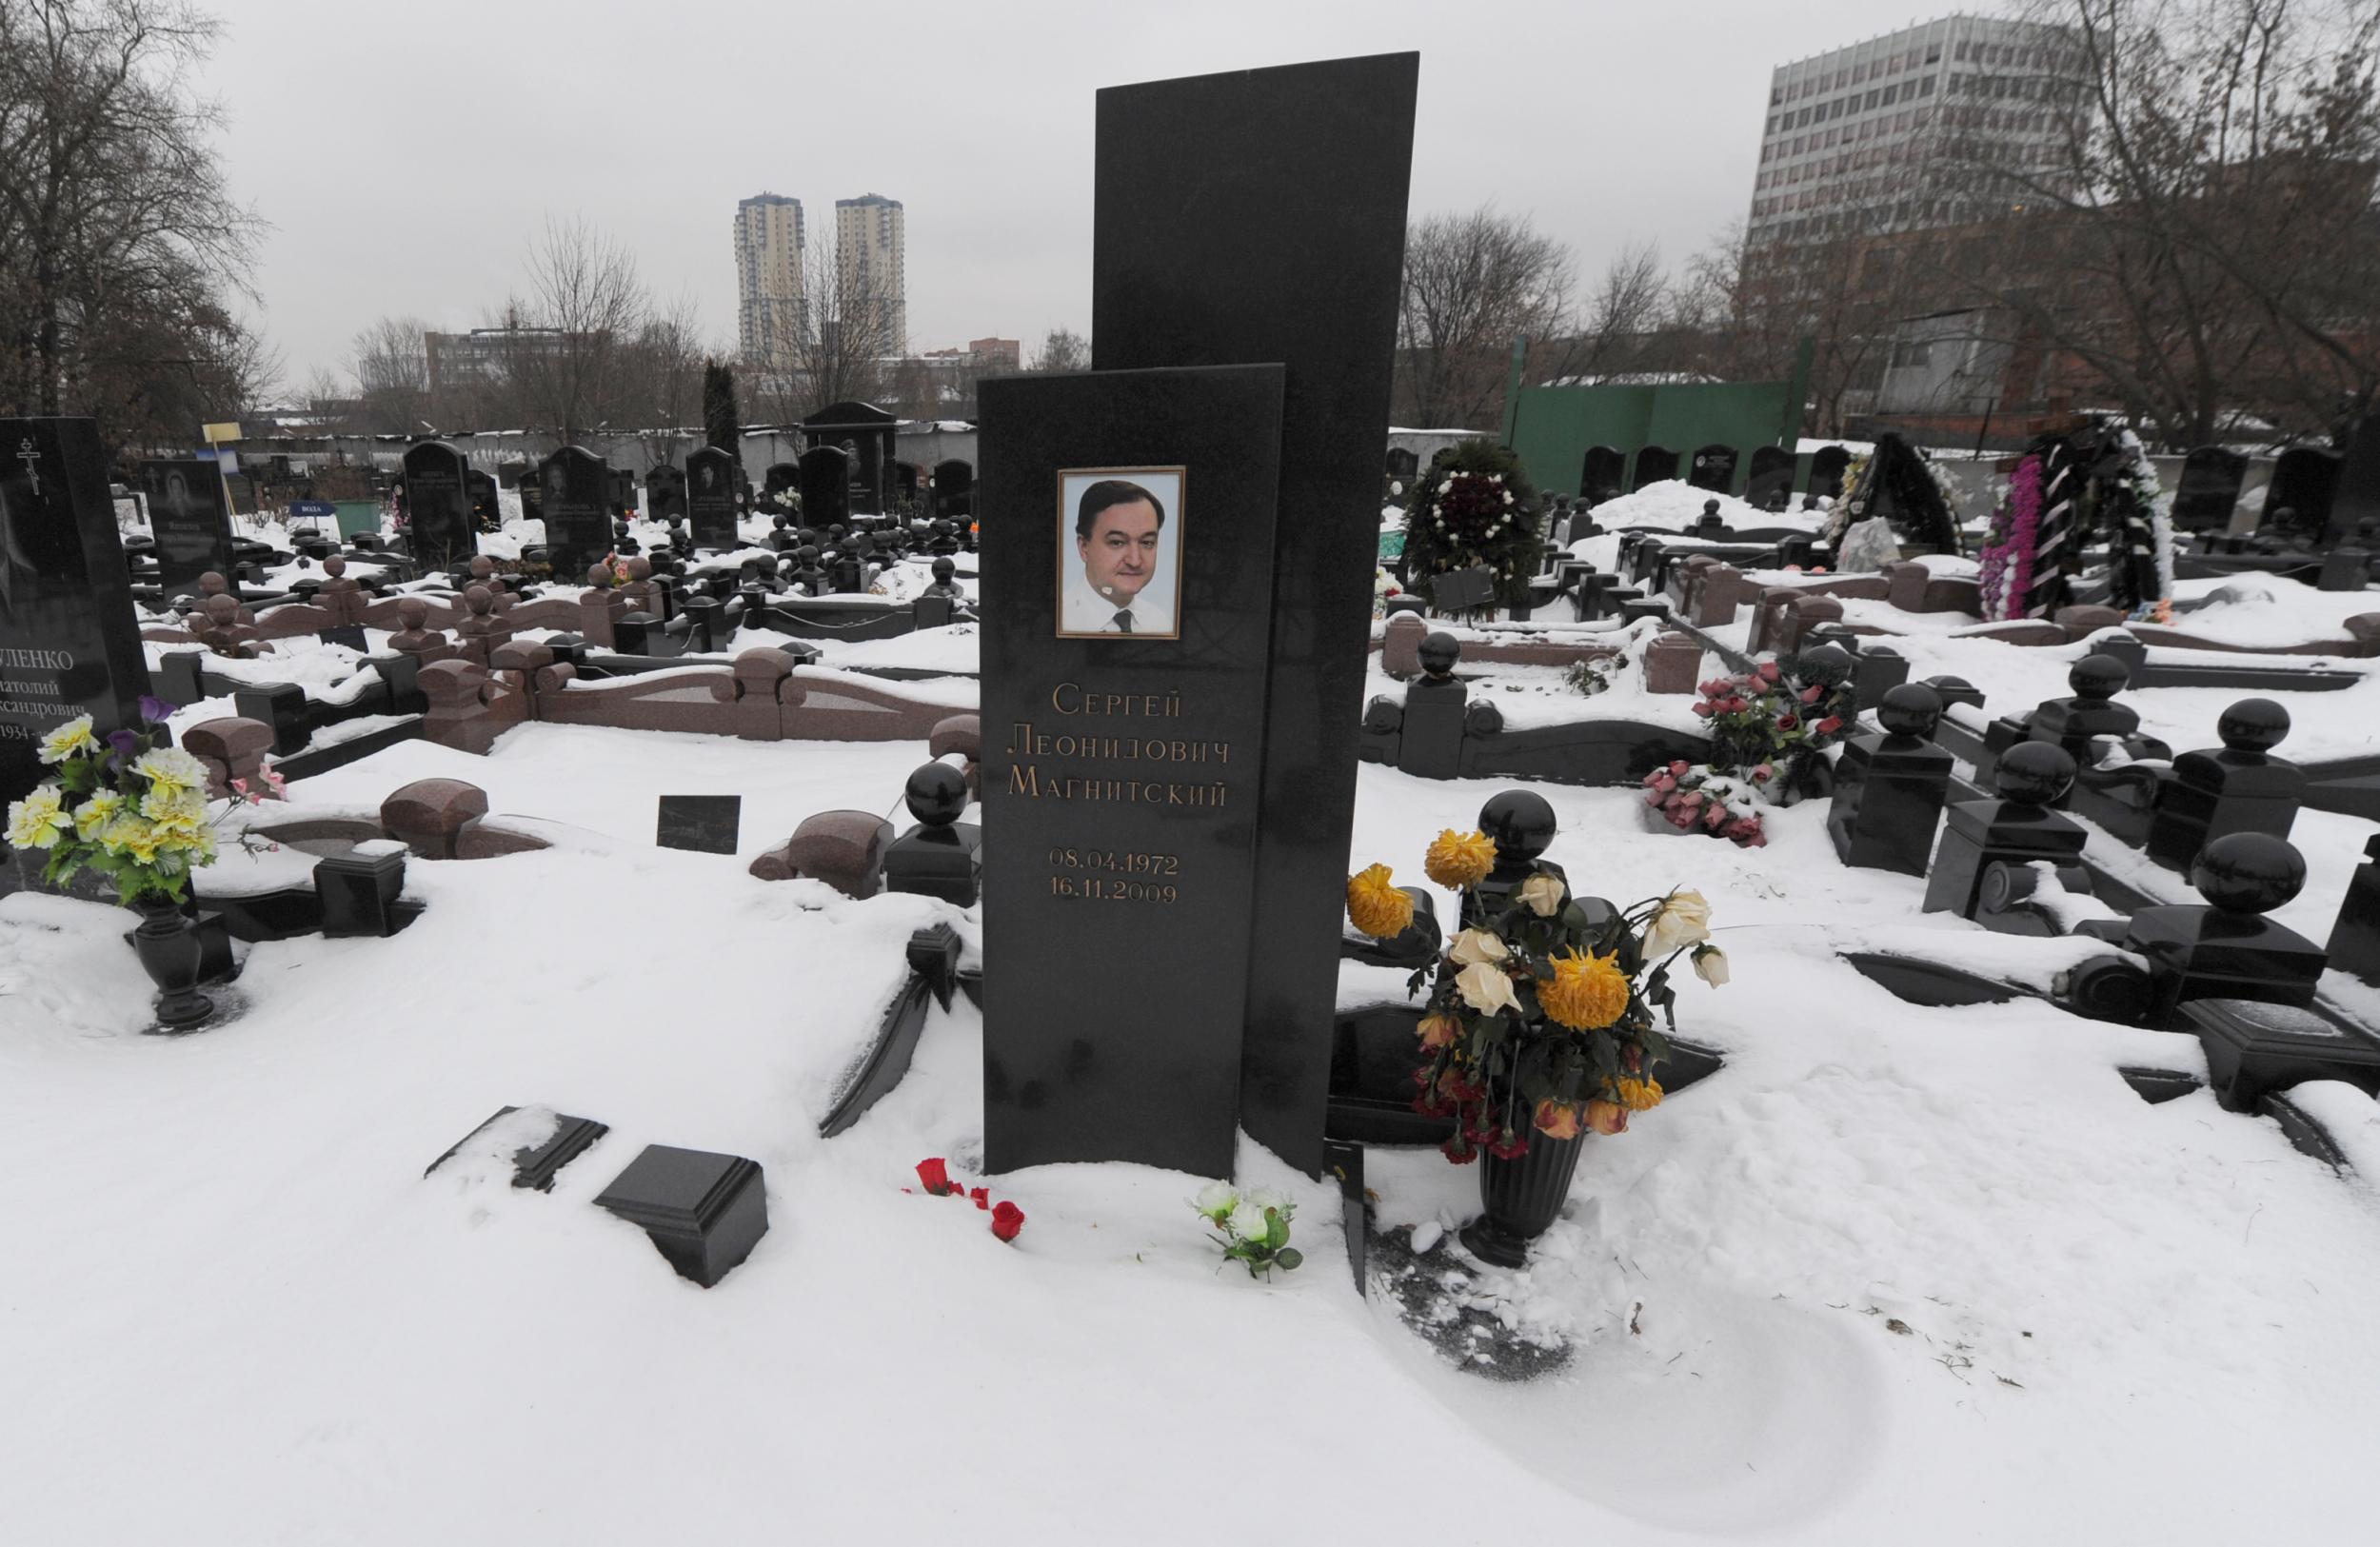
[685,446,741,552]
[1091,51,1416,1175]
[645,465,687,525]
[400,441,475,569]
[1632,445,1679,490]
[798,445,849,528]
[931,459,974,523]
[539,446,614,584]
[656,794,742,855]
[980,363,1286,1178]
[1688,443,1739,494]
[1746,445,1796,508]
[1808,445,1853,501]
[1579,445,1626,504]
[2260,446,2341,545]
[2172,446,2248,532]
[0,418,150,815]
[138,458,234,600]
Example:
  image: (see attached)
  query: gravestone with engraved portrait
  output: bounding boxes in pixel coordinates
[539,446,615,583]
[139,458,235,600]
[400,441,475,569]
[685,446,742,551]
[0,418,151,823]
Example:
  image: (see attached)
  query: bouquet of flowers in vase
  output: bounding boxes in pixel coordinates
[1346,828,1725,1164]
[4,703,242,905]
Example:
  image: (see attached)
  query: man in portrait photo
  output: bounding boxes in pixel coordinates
[1061,478,1171,635]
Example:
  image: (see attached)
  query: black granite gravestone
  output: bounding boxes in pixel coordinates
[762,462,800,505]
[1580,445,1626,504]
[798,445,850,529]
[466,467,501,532]
[1809,445,1853,501]
[539,446,614,583]
[2325,833,2380,986]
[400,441,475,569]
[2261,446,2341,545]
[0,418,150,821]
[803,402,896,515]
[2172,446,2248,532]
[1688,443,1739,494]
[656,795,742,855]
[980,364,1286,1178]
[1090,51,1416,1175]
[1633,446,1679,489]
[138,458,234,600]
[645,465,686,526]
[931,459,974,523]
[1746,445,1796,508]
[2330,414,2380,552]
[685,446,741,552]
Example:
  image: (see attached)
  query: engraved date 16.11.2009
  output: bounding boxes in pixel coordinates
[1047,847,1180,903]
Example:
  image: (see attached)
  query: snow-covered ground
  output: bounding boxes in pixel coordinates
[6,699,2380,1543]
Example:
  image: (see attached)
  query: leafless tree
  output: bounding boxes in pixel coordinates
[346,312,430,433]
[623,289,707,466]
[501,214,648,445]
[1941,0,2380,445]
[0,0,264,450]
[1395,205,1576,429]
[1531,240,1670,386]
[1027,326,1089,373]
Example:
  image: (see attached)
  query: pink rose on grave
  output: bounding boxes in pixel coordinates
[1655,773,1676,792]
[1784,564,1803,573]
[1678,791,1704,808]
[1777,714,1799,731]
[1815,716,1844,736]
[1692,702,1714,718]
[1669,807,1697,830]
[1753,762,1776,782]
[1722,697,1748,714]
[1669,761,1690,776]
[1645,788,1666,806]
[1704,803,1729,830]
[1757,662,1781,683]
[1800,684,1824,704]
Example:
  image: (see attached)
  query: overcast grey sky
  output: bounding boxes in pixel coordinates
[202,0,1962,389]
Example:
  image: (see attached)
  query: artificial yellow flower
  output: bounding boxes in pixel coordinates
[1454,960,1521,1017]
[1642,888,1714,958]
[102,813,161,864]
[142,784,209,834]
[72,787,124,842]
[1423,828,1497,888]
[1416,1012,1461,1049]
[130,746,208,800]
[1345,863,1416,939]
[6,784,71,849]
[1615,1076,1664,1112]
[1515,871,1567,918]
[1537,949,1629,1031]
[36,715,98,765]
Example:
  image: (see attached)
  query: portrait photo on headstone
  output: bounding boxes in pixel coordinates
[1055,466,1183,640]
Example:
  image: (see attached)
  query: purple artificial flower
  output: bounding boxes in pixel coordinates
[107,728,142,758]
[139,695,178,724]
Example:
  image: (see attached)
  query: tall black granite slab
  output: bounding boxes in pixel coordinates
[798,446,850,528]
[1092,52,1417,1176]
[539,446,614,585]
[399,441,475,569]
[2325,833,2380,986]
[979,364,1285,1178]
[139,458,234,599]
[0,418,150,816]
[685,446,741,551]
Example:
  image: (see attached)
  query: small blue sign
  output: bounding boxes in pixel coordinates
[288,498,336,520]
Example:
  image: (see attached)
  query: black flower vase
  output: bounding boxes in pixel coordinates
[129,896,214,1032]
[1459,1129,1588,1269]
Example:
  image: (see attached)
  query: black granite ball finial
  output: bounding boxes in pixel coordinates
[1703,498,1721,521]
[1877,682,1944,739]
[1798,643,1855,690]
[1995,741,2077,805]
[2070,654,2130,699]
[2216,698,2290,755]
[796,545,820,568]
[932,555,956,585]
[1478,789,1557,865]
[1924,673,1975,699]
[2192,832,2306,914]
[1418,631,1460,680]
[904,763,969,826]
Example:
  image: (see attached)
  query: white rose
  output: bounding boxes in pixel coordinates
[1194,1180,1237,1218]
[1642,888,1714,958]
[1693,944,1730,986]
[1456,960,1522,1016]
[1516,872,1567,918]
[1227,1199,1273,1242]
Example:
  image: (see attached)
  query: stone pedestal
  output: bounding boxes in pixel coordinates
[315,841,407,937]
[1921,744,2086,920]
[2326,833,2380,985]
[2144,699,2302,870]
[2183,998,2380,1111]
[884,763,982,905]
[1829,684,1954,876]
[2120,832,2326,1022]
[593,1145,767,1287]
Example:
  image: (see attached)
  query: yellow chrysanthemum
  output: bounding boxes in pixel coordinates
[1345,863,1416,939]
[1615,1076,1664,1112]
[73,788,125,843]
[1537,949,1630,1031]
[37,715,98,765]
[6,784,71,850]
[1423,828,1497,888]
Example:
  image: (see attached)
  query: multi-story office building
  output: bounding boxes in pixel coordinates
[735,192,806,367]
[1746,13,2086,246]
[835,193,907,356]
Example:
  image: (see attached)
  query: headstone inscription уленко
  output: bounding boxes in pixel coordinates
[540,446,615,583]
[139,458,235,599]
[980,364,1286,1179]
[1091,52,1418,1174]
[685,446,741,551]
[0,418,152,827]
[400,441,476,569]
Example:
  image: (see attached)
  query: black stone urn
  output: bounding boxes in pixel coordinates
[1460,1128,1588,1269]
[130,896,214,1032]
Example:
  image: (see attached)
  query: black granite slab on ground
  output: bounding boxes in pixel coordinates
[593,1144,767,1287]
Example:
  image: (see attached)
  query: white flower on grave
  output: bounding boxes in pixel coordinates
[1516,872,1567,918]
[1227,1198,1273,1243]
[130,746,208,800]
[1501,490,1515,506]
[36,715,97,765]
[1447,928,1509,967]
[1456,960,1522,1017]
[6,783,71,849]
[1693,943,1730,987]
[1642,888,1714,958]
[1194,1180,1238,1220]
